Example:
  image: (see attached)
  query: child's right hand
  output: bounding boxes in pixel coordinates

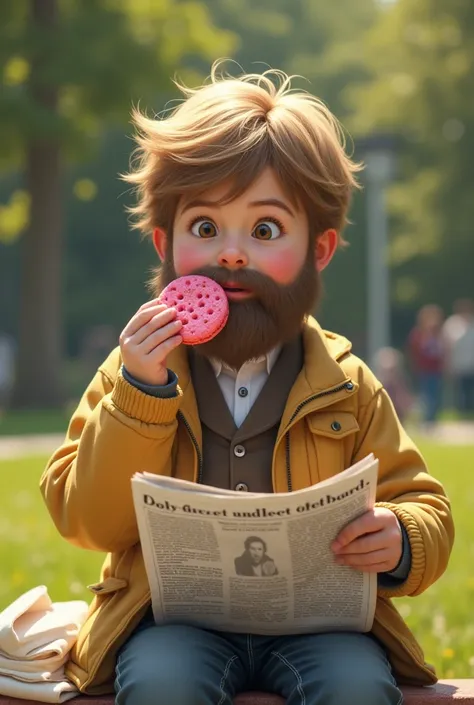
[119,301,183,386]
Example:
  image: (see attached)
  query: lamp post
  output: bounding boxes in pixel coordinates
[359,135,396,366]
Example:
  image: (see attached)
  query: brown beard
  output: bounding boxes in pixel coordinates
[150,246,321,369]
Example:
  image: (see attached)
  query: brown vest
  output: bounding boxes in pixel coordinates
[189,337,304,493]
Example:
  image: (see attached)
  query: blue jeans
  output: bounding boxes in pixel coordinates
[115,622,403,705]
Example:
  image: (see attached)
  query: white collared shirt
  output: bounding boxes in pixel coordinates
[209,347,281,428]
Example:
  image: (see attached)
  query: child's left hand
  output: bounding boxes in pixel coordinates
[331,507,403,573]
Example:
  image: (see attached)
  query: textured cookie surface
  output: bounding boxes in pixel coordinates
[159,275,229,345]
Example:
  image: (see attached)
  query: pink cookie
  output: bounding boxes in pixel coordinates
[159,275,229,345]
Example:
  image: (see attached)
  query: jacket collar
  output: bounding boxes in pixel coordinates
[297,316,352,395]
[279,317,355,430]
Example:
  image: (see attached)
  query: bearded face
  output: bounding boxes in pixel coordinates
[149,241,321,370]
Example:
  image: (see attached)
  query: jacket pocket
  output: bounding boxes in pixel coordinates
[306,411,360,483]
[307,411,360,439]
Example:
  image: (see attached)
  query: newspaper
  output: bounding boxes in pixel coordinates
[131,454,378,636]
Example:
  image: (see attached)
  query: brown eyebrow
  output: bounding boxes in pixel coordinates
[180,199,219,214]
[248,199,295,217]
[180,197,295,217]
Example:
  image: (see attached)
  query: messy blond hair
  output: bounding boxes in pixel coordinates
[126,61,362,242]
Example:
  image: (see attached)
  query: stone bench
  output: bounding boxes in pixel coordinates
[1,681,474,704]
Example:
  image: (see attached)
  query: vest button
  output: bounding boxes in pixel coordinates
[235,482,249,492]
[238,386,248,398]
[331,421,342,432]
[234,444,246,457]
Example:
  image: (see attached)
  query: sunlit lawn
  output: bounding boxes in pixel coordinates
[0,455,103,607]
[0,409,69,436]
[0,442,473,678]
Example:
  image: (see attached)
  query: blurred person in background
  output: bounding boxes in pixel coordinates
[442,299,474,415]
[408,305,445,426]
[373,347,413,424]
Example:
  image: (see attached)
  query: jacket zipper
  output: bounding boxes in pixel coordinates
[177,410,203,484]
[284,380,354,492]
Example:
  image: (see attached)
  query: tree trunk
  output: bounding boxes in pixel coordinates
[11,0,63,409]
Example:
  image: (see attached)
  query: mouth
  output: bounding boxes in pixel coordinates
[222,282,254,301]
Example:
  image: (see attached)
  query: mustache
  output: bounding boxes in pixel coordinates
[184,265,290,300]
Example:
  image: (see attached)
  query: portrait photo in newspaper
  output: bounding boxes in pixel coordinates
[234,536,279,577]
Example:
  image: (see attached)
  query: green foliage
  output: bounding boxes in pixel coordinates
[351,0,474,314]
[0,440,473,677]
[0,0,236,409]
[0,0,235,169]
[0,190,29,242]
[63,128,153,354]
[202,0,377,118]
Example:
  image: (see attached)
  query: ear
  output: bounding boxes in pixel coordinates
[152,228,168,261]
[314,229,338,272]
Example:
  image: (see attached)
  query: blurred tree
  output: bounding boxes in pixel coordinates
[350,0,474,324]
[0,0,233,408]
[201,0,376,118]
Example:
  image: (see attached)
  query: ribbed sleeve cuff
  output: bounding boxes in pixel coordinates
[111,370,182,424]
[121,365,179,398]
[375,501,426,597]
[378,522,411,588]
[388,522,411,578]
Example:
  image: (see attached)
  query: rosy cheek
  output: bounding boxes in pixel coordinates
[261,249,305,285]
[173,241,209,276]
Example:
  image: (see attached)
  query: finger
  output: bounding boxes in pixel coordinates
[339,562,393,574]
[138,298,163,312]
[121,304,168,339]
[132,308,178,346]
[335,548,390,568]
[332,511,380,550]
[335,530,387,555]
[146,332,183,359]
[123,306,174,343]
[139,319,183,354]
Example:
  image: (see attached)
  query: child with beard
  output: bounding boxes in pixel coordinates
[41,63,453,705]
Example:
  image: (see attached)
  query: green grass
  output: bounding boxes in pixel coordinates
[0,443,473,678]
[395,442,474,679]
[0,409,69,436]
[0,455,103,606]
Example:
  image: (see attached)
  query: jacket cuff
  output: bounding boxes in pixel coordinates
[111,369,182,424]
[375,501,426,597]
[378,522,411,588]
[121,365,179,398]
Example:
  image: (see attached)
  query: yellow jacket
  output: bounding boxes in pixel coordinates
[40,318,454,693]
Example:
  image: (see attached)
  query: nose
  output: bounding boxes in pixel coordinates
[217,243,249,270]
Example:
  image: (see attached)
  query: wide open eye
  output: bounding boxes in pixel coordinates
[190,219,218,238]
[252,220,283,240]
